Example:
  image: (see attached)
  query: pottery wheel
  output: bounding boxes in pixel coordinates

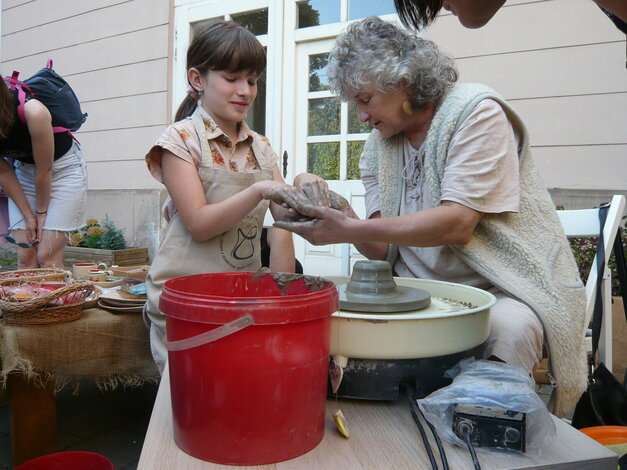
[338,260,431,313]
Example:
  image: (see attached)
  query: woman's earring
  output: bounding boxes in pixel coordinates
[402,100,414,116]
[197,90,204,97]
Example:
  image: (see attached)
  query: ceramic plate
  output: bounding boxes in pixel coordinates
[99,298,146,309]
[99,290,146,305]
[97,300,144,314]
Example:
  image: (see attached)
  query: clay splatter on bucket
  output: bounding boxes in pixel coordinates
[253,270,330,295]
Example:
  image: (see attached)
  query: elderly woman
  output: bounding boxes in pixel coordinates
[275,17,586,417]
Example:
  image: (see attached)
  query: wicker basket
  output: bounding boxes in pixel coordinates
[0,282,95,326]
[0,268,69,286]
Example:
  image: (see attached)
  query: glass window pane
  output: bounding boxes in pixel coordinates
[307,142,340,180]
[298,0,341,28]
[246,49,266,135]
[347,102,371,134]
[348,0,396,20]
[231,8,268,35]
[347,141,365,180]
[191,17,224,36]
[308,97,340,135]
[309,53,330,92]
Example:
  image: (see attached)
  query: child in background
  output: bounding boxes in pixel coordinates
[145,21,296,373]
[0,76,87,268]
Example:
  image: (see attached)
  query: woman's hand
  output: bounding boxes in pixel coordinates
[274,205,355,246]
[25,214,38,244]
[34,213,46,242]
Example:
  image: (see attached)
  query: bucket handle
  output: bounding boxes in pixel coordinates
[164,314,254,351]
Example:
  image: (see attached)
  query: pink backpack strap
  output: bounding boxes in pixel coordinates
[6,71,20,89]
[5,62,80,143]
[52,126,80,143]
[15,84,27,125]
[4,71,33,126]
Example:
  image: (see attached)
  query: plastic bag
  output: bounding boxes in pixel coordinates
[418,359,556,458]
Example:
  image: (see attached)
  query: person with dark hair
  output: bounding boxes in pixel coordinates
[144,21,297,372]
[394,0,626,31]
[0,76,87,268]
[271,17,587,417]
[260,227,303,274]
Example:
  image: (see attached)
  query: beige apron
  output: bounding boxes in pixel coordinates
[145,107,273,372]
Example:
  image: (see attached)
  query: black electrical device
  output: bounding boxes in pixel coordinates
[453,403,526,453]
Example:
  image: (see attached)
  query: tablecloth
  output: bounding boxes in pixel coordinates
[0,307,159,390]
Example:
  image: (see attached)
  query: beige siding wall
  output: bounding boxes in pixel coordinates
[423,0,626,194]
[1,0,171,252]
[1,0,624,255]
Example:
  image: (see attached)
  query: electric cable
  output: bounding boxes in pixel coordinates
[462,430,482,470]
[421,406,449,470]
[402,382,439,470]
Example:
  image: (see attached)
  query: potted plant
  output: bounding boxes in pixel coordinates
[64,217,149,267]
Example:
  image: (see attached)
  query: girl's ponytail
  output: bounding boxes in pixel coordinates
[174,94,198,122]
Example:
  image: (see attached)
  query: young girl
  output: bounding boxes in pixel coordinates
[145,21,296,373]
[0,76,87,268]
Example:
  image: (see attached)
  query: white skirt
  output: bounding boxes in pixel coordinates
[8,142,88,231]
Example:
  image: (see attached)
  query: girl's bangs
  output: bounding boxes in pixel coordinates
[219,33,266,75]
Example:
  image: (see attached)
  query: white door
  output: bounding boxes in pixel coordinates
[173,0,398,277]
[173,0,283,145]
[293,39,370,276]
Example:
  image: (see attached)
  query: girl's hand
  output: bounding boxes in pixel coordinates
[294,173,330,207]
[25,215,38,245]
[34,213,46,243]
[294,172,328,189]
[256,181,312,219]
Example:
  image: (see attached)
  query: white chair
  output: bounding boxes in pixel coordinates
[557,194,626,371]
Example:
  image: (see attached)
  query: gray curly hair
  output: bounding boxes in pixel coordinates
[328,17,457,109]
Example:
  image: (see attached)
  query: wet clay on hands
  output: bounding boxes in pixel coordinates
[264,185,316,220]
[268,185,352,221]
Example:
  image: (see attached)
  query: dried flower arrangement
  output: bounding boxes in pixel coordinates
[67,217,128,251]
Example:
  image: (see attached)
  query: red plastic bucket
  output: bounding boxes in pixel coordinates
[160,272,338,465]
[14,451,114,470]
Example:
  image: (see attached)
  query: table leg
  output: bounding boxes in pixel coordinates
[8,373,57,466]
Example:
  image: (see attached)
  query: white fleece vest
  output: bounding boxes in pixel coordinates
[363,83,587,417]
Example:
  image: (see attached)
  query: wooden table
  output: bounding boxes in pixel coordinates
[0,307,158,465]
[138,368,617,470]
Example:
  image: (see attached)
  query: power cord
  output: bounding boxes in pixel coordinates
[402,382,449,470]
[462,430,482,470]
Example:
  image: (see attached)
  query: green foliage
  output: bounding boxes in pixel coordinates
[308,142,340,180]
[347,141,365,180]
[0,251,18,271]
[562,207,626,296]
[98,217,127,250]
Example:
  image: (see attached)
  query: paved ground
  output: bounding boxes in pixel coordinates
[0,380,158,470]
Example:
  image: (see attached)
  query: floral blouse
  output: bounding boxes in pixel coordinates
[145,107,279,218]
[146,107,278,183]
